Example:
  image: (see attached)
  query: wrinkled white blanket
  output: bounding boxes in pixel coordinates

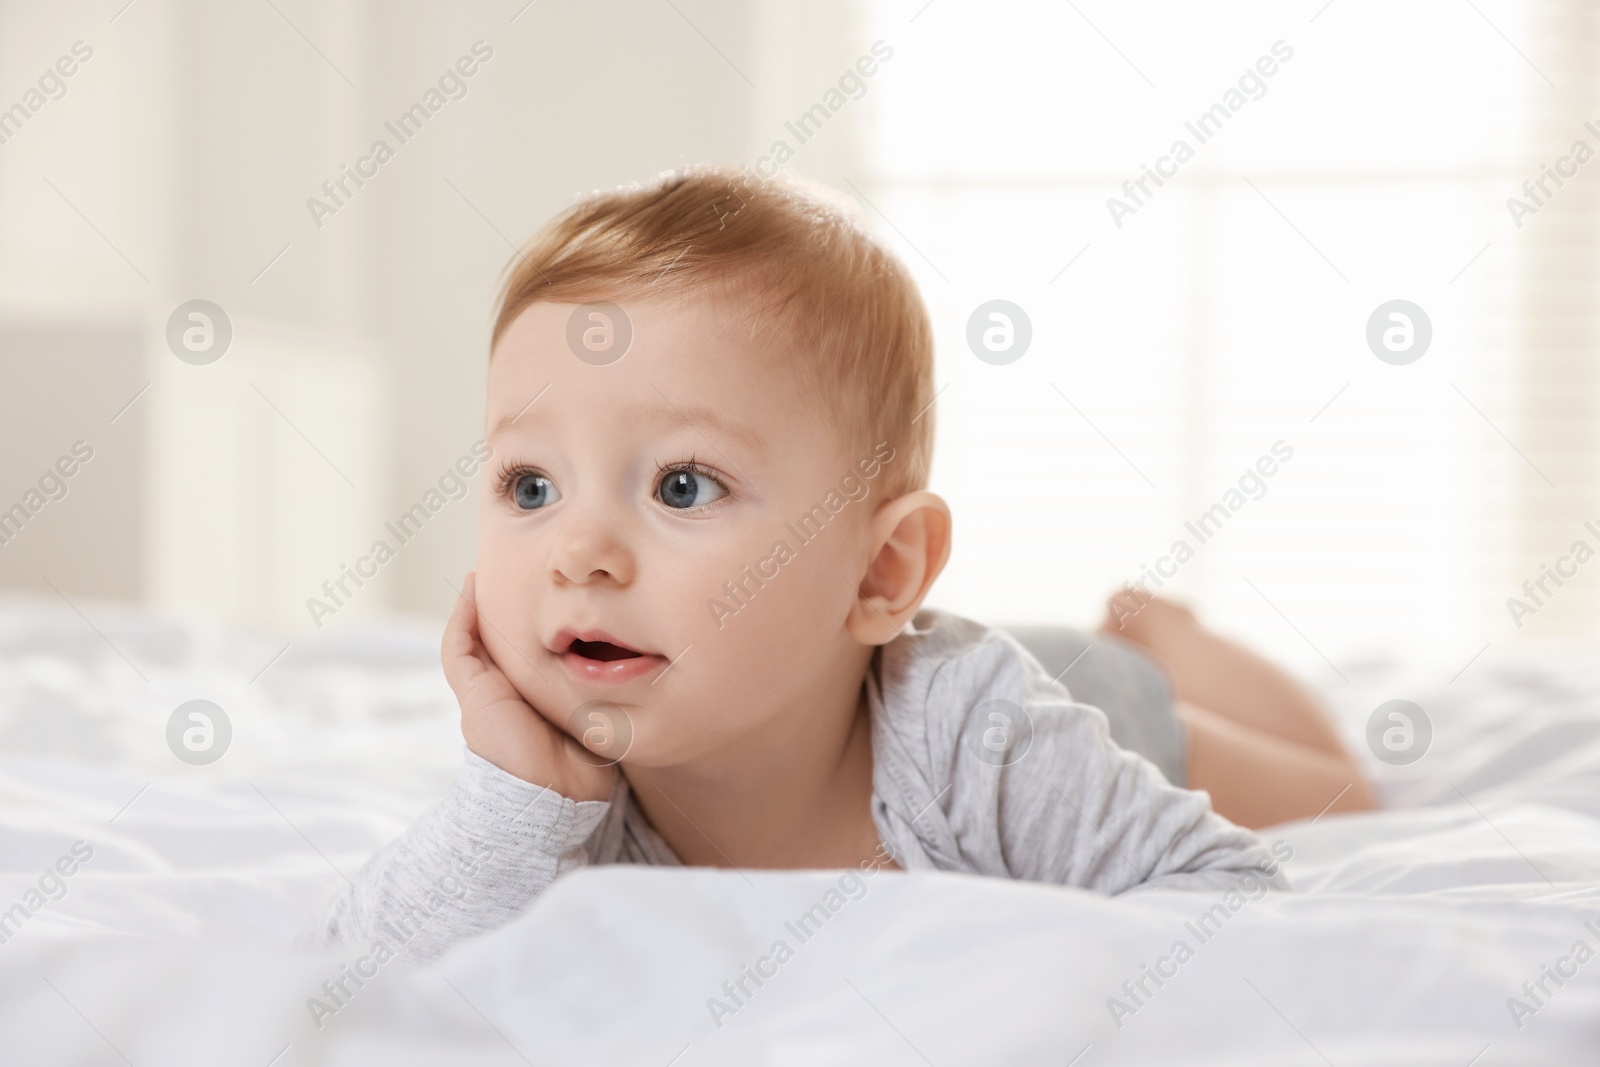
[2,595,1597,1065]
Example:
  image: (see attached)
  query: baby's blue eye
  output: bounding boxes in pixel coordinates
[658,469,726,509]
[513,473,559,510]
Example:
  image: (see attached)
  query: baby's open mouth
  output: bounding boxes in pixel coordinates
[568,638,642,662]
[553,629,666,686]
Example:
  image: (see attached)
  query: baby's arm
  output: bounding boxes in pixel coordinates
[1003,703,1290,893]
[298,749,608,962]
[947,633,1288,894]
[298,574,615,962]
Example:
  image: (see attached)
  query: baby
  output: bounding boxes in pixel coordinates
[303,167,1368,964]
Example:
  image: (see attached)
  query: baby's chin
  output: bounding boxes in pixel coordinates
[581,712,696,772]
[503,676,682,768]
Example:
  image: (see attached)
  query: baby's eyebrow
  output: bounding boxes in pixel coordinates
[486,411,533,443]
[485,403,766,457]
[640,402,767,458]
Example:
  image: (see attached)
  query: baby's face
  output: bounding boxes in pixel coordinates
[478,297,893,766]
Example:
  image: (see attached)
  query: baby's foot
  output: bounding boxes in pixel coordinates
[1100,589,1198,648]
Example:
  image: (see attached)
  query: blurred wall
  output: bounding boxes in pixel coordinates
[0,0,869,629]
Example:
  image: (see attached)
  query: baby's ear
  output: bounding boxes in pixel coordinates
[845,490,952,646]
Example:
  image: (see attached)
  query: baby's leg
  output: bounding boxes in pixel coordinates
[1103,591,1375,827]
[1104,591,1346,756]
[1178,700,1369,829]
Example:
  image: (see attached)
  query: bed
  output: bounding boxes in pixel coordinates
[2,593,1597,1064]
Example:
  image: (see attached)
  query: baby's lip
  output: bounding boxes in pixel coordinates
[549,627,668,687]
[549,628,655,661]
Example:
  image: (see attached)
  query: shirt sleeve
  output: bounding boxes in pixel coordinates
[998,699,1289,893]
[930,629,1291,895]
[296,747,610,964]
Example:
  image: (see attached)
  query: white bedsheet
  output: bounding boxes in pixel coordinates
[1,594,1597,1065]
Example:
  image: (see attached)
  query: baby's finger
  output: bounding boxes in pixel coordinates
[443,576,476,648]
[441,575,483,692]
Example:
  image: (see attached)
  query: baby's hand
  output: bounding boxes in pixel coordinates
[442,573,615,803]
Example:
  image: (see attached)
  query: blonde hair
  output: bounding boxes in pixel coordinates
[491,165,935,497]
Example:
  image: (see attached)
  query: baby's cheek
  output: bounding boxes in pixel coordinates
[473,560,514,629]
[683,531,845,645]
[473,554,542,669]
[672,554,748,646]
[476,605,552,714]
[475,524,535,611]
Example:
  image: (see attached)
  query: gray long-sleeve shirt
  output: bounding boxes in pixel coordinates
[300,610,1288,962]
